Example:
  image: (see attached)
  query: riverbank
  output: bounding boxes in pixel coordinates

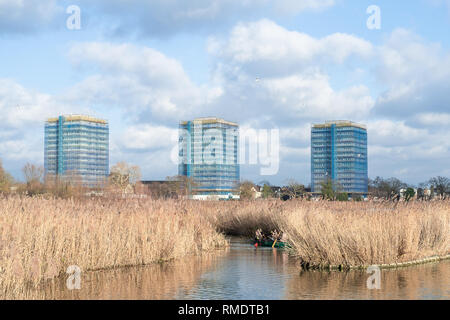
[300,254,450,271]
[0,197,448,299]
[0,197,228,299]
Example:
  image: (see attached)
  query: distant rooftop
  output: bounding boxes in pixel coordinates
[312,120,366,130]
[180,117,238,127]
[46,115,108,125]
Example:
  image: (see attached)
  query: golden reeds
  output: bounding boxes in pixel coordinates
[204,200,449,267]
[279,201,449,268]
[0,197,227,299]
[0,196,448,299]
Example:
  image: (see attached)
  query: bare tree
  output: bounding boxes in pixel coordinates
[0,159,14,193]
[23,163,44,185]
[22,163,44,195]
[109,162,142,194]
[369,177,407,200]
[429,176,450,199]
[240,181,256,200]
[284,179,305,199]
[166,175,197,198]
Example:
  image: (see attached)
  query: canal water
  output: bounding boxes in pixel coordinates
[40,238,449,300]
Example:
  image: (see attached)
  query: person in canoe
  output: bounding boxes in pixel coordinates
[254,229,263,247]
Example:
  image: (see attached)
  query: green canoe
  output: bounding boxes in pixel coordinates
[254,240,288,248]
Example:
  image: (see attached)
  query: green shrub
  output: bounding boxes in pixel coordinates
[336,192,349,201]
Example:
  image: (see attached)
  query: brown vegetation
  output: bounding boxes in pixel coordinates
[0,197,227,299]
[0,160,14,193]
[280,201,449,268]
[207,200,449,267]
[0,197,448,299]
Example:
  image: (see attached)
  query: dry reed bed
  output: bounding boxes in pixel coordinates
[0,197,227,299]
[134,199,449,267]
[279,201,449,268]
[0,197,449,299]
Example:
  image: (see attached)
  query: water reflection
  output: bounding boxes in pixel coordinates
[181,239,295,300]
[36,249,229,300]
[33,238,449,300]
[286,261,449,300]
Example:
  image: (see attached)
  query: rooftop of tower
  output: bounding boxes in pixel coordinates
[180,117,238,127]
[46,115,108,125]
[312,120,367,130]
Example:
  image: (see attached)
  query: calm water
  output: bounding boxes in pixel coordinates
[39,238,449,300]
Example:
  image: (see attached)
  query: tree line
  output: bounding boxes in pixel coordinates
[1,158,449,201]
[369,176,450,200]
[240,176,450,202]
[0,160,143,198]
[0,159,195,199]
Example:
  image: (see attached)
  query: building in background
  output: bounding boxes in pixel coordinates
[179,117,240,200]
[311,121,368,197]
[44,115,109,187]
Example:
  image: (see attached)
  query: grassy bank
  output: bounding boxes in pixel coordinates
[0,197,449,298]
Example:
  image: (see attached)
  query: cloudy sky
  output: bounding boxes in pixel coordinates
[1,0,449,186]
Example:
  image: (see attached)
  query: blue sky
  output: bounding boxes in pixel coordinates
[1,0,449,186]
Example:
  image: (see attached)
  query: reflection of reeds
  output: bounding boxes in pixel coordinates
[25,250,228,300]
[286,260,449,300]
[0,197,227,299]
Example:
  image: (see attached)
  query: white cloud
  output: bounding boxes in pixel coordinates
[373,29,450,117]
[368,120,428,147]
[207,20,375,124]
[0,78,93,177]
[0,79,64,128]
[273,0,334,14]
[208,19,373,77]
[109,124,179,179]
[413,113,450,127]
[69,42,192,88]
[67,42,215,123]
[367,118,450,182]
[119,125,177,151]
[0,79,55,172]
[261,74,374,120]
[280,124,311,145]
[377,29,446,84]
[368,118,448,169]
